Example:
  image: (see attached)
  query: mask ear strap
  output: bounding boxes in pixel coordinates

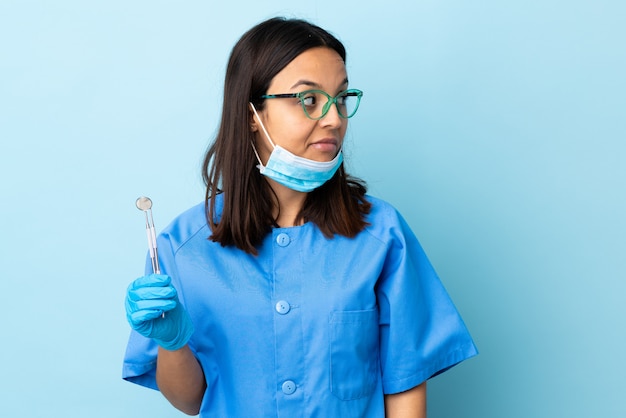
[250,140,264,168]
[249,102,276,148]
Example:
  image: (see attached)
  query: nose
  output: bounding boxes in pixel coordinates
[319,101,343,128]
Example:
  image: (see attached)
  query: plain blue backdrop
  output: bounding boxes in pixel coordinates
[1,1,624,417]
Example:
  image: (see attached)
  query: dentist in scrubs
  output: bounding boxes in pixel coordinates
[123,17,477,418]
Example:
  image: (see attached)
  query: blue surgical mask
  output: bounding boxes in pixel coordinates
[249,103,343,193]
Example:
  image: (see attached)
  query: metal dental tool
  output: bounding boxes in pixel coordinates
[136,196,161,274]
[136,196,164,318]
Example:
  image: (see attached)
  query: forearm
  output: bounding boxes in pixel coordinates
[156,345,206,416]
[384,382,427,418]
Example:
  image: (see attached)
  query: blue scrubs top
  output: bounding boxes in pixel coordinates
[123,194,477,417]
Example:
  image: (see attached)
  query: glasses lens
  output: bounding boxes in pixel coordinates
[336,90,361,119]
[300,91,327,120]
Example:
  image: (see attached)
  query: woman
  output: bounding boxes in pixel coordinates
[124,17,477,417]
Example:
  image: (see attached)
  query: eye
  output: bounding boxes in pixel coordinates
[300,93,317,107]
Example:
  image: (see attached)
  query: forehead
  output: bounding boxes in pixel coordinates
[268,47,347,92]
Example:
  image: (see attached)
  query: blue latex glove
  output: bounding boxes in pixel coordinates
[125,274,194,351]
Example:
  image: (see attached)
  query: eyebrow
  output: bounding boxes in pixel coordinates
[290,78,349,91]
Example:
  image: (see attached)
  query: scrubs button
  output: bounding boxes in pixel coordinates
[282,380,297,395]
[276,233,290,247]
[275,300,291,315]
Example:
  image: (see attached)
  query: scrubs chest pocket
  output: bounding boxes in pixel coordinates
[329,309,379,400]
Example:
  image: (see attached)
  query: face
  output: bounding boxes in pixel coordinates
[251,47,349,163]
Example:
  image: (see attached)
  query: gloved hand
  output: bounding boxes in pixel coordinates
[125,274,194,351]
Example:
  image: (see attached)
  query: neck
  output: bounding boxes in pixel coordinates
[267,178,308,227]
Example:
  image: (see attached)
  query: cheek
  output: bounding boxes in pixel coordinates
[274,120,315,146]
[338,122,348,141]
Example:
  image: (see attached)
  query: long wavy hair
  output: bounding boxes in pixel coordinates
[202,17,371,255]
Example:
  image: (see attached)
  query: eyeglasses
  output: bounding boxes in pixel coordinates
[261,89,363,120]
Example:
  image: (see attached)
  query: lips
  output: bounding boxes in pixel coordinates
[310,139,339,153]
[313,137,339,146]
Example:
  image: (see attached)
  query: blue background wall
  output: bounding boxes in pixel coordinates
[1,1,624,417]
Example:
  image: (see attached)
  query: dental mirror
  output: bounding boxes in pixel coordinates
[135,196,164,317]
[135,196,161,275]
[136,196,153,211]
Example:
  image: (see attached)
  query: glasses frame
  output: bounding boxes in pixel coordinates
[260,89,363,120]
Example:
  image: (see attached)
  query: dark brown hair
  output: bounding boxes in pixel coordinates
[202,17,371,254]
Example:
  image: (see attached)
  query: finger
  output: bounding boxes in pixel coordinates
[128,285,177,302]
[129,308,168,324]
[129,274,171,290]
[127,298,177,315]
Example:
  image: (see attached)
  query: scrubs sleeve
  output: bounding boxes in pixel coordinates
[122,232,192,390]
[376,207,477,394]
